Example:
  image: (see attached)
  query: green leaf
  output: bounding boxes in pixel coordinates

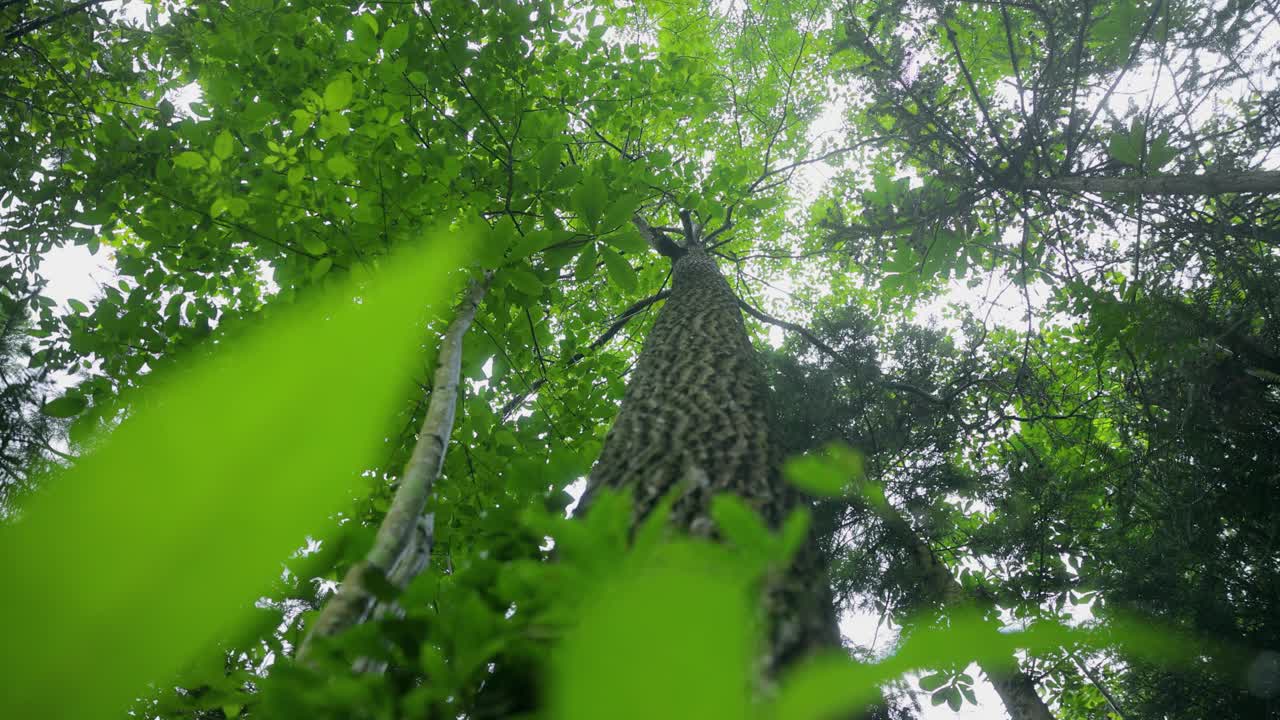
[551,542,754,720]
[945,687,962,712]
[382,23,410,52]
[603,193,640,231]
[310,257,333,280]
[174,152,206,170]
[537,142,562,181]
[600,247,638,292]
[1148,132,1178,170]
[326,153,357,177]
[777,508,811,563]
[505,267,543,297]
[324,73,354,111]
[783,446,863,498]
[1107,118,1144,167]
[573,175,608,231]
[709,495,773,558]
[41,394,88,418]
[918,673,948,692]
[213,130,234,160]
[605,225,650,254]
[509,229,554,261]
[472,216,507,269]
[300,235,327,256]
[574,242,598,282]
[1,238,469,720]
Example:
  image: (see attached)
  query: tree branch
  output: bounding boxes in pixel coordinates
[500,289,671,418]
[3,0,108,43]
[296,276,490,666]
[1031,170,1280,196]
[632,215,687,258]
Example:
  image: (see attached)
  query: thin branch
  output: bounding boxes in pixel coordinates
[3,0,108,43]
[500,289,670,418]
[296,276,490,666]
[942,19,1012,158]
[1070,0,1165,168]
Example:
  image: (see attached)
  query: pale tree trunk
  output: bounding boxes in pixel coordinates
[579,235,842,677]
[877,507,1056,720]
[296,277,488,665]
[1031,170,1280,195]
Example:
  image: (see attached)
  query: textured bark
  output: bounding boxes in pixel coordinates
[1031,170,1280,196]
[880,509,1056,720]
[579,245,841,676]
[296,277,488,665]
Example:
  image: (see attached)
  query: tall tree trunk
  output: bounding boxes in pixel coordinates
[296,277,488,666]
[578,242,842,676]
[1030,171,1280,196]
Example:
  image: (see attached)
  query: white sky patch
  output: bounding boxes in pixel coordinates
[36,244,116,310]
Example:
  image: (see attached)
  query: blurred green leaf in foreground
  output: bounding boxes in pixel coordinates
[0,238,467,720]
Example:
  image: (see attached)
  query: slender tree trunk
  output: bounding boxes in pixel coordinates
[296,277,488,665]
[578,243,842,676]
[879,508,1056,720]
[1031,171,1280,196]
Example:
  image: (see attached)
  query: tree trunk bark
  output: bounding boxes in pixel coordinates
[578,244,842,676]
[296,277,488,665]
[1031,171,1280,195]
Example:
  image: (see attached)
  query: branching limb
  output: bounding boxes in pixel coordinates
[632,215,687,258]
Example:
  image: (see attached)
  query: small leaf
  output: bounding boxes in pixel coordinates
[42,395,88,418]
[572,176,607,230]
[919,673,948,692]
[509,229,554,261]
[311,257,333,280]
[300,235,327,256]
[324,73,354,111]
[945,687,962,712]
[776,508,811,564]
[605,226,650,254]
[600,247,637,292]
[213,131,234,160]
[505,268,543,297]
[1107,118,1144,167]
[174,152,206,170]
[709,495,773,558]
[1148,132,1178,170]
[784,450,854,498]
[574,242,598,282]
[602,193,640,231]
[326,154,357,177]
[382,23,410,51]
[537,142,562,181]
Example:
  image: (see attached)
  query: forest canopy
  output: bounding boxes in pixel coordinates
[1,0,1278,719]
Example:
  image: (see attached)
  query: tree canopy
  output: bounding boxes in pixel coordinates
[1,0,1278,718]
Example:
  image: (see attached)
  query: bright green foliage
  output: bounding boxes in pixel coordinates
[0,239,467,720]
